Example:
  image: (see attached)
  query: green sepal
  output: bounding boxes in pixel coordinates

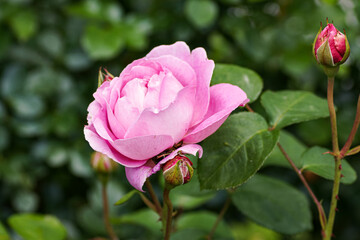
[312,26,322,59]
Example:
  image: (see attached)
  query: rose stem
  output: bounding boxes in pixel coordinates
[339,95,360,158]
[324,76,342,240]
[145,180,163,216]
[101,182,119,240]
[163,188,173,240]
[245,104,326,233]
[139,193,158,213]
[277,143,327,232]
[207,196,232,240]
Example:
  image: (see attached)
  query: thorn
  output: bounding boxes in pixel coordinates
[323,151,336,156]
[343,28,346,36]
[336,195,340,200]
[326,17,329,24]
[335,208,339,212]
[332,233,336,238]
[340,174,344,178]
[339,164,342,170]
[320,21,323,28]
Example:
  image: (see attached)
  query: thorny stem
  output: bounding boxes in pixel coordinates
[277,143,327,231]
[145,180,162,216]
[207,197,232,240]
[163,188,173,240]
[101,182,119,240]
[324,77,342,240]
[340,95,360,158]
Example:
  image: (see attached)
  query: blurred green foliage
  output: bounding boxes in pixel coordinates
[1,0,360,239]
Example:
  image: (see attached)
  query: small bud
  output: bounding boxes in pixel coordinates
[162,155,194,188]
[91,152,118,174]
[98,67,114,87]
[313,21,350,77]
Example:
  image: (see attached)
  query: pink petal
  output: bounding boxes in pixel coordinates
[110,135,174,160]
[146,41,191,61]
[183,83,249,143]
[120,59,163,87]
[93,80,111,107]
[87,100,101,125]
[144,71,183,110]
[93,115,116,141]
[84,125,147,167]
[108,77,125,109]
[187,47,214,126]
[125,161,156,192]
[114,97,140,131]
[125,143,203,191]
[125,86,196,143]
[106,102,126,139]
[159,72,183,109]
[150,55,196,87]
[121,78,147,111]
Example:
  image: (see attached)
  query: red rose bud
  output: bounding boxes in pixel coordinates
[91,151,118,173]
[162,155,194,188]
[313,21,350,75]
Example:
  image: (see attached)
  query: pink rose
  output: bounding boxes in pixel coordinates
[84,42,249,191]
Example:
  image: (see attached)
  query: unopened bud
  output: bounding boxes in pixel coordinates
[162,155,194,188]
[313,20,350,77]
[91,152,118,174]
[98,67,114,87]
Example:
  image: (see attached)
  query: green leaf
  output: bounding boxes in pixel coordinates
[198,112,279,190]
[231,221,281,240]
[111,209,161,234]
[8,214,66,240]
[211,64,263,103]
[264,130,307,168]
[185,0,218,28]
[81,24,125,60]
[0,221,10,240]
[176,211,232,238]
[301,146,357,184]
[8,10,38,41]
[115,189,139,205]
[232,174,312,234]
[261,90,329,130]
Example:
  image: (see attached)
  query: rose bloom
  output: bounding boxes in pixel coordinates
[84,42,249,191]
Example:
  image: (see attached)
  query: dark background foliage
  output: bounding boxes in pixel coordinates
[1,0,360,239]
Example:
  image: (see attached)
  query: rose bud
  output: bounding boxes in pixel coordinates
[313,21,350,76]
[91,152,118,174]
[97,67,114,87]
[162,155,194,188]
